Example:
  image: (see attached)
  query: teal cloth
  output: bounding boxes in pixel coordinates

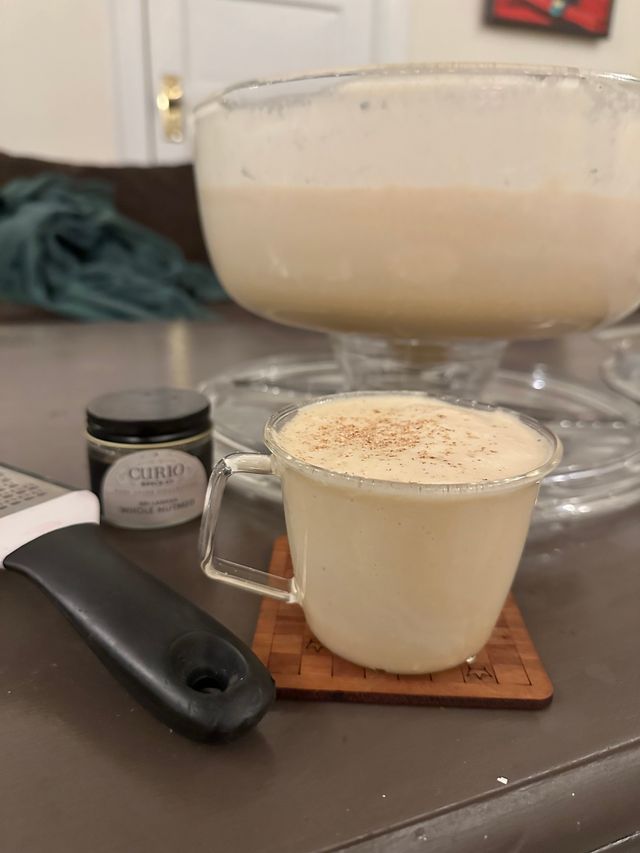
[0,173,226,320]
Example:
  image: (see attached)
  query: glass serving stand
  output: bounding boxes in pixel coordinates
[193,63,640,528]
[598,324,640,403]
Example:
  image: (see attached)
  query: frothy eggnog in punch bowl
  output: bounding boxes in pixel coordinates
[194,65,640,340]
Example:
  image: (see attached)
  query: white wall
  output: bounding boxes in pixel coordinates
[408,0,640,77]
[0,0,118,164]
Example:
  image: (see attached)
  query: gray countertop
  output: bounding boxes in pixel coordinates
[1,307,639,853]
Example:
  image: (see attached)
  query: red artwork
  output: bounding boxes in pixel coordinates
[486,0,614,37]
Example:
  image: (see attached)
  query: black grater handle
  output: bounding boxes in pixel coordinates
[4,523,275,742]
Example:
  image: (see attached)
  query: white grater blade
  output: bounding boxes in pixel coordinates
[0,465,70,517]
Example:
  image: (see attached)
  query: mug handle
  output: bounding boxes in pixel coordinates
[199,452,298,603]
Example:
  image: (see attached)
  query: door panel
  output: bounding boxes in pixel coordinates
[187,0,372,94]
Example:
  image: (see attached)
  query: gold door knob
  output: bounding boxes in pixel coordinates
[156,74,184,143]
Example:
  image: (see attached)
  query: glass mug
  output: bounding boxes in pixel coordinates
[199,393,562,674]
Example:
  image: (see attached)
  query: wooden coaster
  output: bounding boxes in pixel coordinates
[252,537,553,709]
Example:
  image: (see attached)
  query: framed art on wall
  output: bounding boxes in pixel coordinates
[486,0,614,38]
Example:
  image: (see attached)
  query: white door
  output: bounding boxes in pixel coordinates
[111,0,409,164]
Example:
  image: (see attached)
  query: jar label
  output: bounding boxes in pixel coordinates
[101,449,207,528]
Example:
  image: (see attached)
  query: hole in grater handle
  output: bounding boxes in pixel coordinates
[187,668,229,694]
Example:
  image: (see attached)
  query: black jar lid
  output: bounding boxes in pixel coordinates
[87,388,211,444]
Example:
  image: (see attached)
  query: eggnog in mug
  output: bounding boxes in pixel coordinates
[268,393,560,673]
[202,392,561,674]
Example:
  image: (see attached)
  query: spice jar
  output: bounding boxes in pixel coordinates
[86,388,212,529]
